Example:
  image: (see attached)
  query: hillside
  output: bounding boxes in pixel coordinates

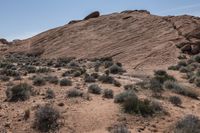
[3,10,200,73]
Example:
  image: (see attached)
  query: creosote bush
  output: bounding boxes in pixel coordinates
[60,78,72,86]
[88,84,101,94]
[103,89,114,99]
[6,83,32,102]
[174,115,200,133]
[34,105,60,132]
[45,88,55,99]
[114,90,137,103]
[98,74,114,84]
[109,64,123,74]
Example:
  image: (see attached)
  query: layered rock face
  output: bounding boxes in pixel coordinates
[2,10,200,72]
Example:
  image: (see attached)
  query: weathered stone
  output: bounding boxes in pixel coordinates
[84,11,100,20]
[68,20,82,24]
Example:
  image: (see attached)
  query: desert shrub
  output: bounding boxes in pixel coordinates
[124,84,135,90]
[60,78,72,86]
[168,65,179,70]
[0,69,20,77]
[154,70,176,84]
[0,75,10,82]
[57,57,75,65]
[193,54,200,63]
[109,64,123,74]
[33,77,46,86]
[103,89,114,99]
[88,84,101,94]
[25,65,37,73]
[98,74,114,84]
[177,60,187,67]
[91,73,99,79]
[67,61,79,68]
[45,76,59,84]
[178,54,187,59]
[66,89,83,98]
[113,80,121,87]
[6,83,32,102]
[84,74,96,83]
[45,88,55,99]
[150,78,163,97]
[37,67,51,73]
[33,105,60,132]
[114,90,136,103]
[104,61,113,68]
[169,96,182,106]
[194,77,200,87]
[174,115,200,133]
[164,81,198,99]
[110,124,131,133]
[179,66,189,73]
[13,75,22,81]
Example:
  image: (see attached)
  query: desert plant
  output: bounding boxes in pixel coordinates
[88,84,101,94]
[103,89,114,99]
[113,80,121,87]
[45,88,55,99]
[66,89,83,98]
[169,96,182,106]
[179,66,189,73]
[33,105,60,132]
[98,74,114,84]
[36,67,51,73]
[174,115,200,133]
[60,78,72,86]
[45,76,59,84]
[114,90,136,103]
[110,124,131,133]
[194,77,200,87]
[33,77,46,86]
[6,83,32,102]
[0,75,10,82]
[150,78,163,97]
[168,65,179,70]
[109,64,123,74]
[84,74,96,83]
[154,70,176,84]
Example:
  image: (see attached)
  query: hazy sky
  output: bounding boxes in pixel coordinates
[1,0,200,41]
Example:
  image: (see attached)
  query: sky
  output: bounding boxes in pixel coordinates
[1,0,200,41]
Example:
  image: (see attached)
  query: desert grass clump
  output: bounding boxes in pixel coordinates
[169,96,182,106]
[66,89,83,98]
[114,90,136,103]
[154,70,176,84]
[0,75,10,82]
[45,88,55,99]
[36,67,51,73]
[174,115,200,133]
[113,79,121,87]
[98,74,114,84]
[6,83,32,102]
[33,105,60,132]
[103,89,114,99]
[194,77,200,87]
[149,78,163,97]
[88,84,101,94]
[109,64,123,74]
[84,74,96,83]
[60,78,72,86]
[45,76,59,85]
[110,124,131,133]
[179,66,189,73]
[168,65,179,70]
[192,54,200,63]
[33,77,46,86]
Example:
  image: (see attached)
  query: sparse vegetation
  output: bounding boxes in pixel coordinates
[45,88,55,99]
[169,96,182,106]
[33,105,60,132]
[110,124,131,133]
[33,77,46,86]
[109,64,123,74]
[60,78,72,86]
[66,89,83,98]
[103,89,114,99]
[174,115,200,133]
[88,84,101,94]
[6,83,32,102]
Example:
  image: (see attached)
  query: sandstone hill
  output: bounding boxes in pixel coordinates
[2,10,200,73]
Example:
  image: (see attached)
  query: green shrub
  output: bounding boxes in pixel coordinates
[60,78,72,86]
[150,78,163,96]
[168,65,179,70]
[179,66,189,73]
[103,89,114,99]
[88,84,101,94]
[34,105,60,132]
[154,70,176,84]
[33,77,46,86]
[177,60,187,67]
[66,89,83,98]
[45,88,55,99]
[6,83,32,102]
[174,115,200,133]
[169,96,182,106]
[193,54,200,63]
[37,67,51,73]
[26,65,37,73]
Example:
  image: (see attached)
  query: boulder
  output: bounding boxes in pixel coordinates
[84,11,100,20]
[68,20,82,25]
[0,38,9,44]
